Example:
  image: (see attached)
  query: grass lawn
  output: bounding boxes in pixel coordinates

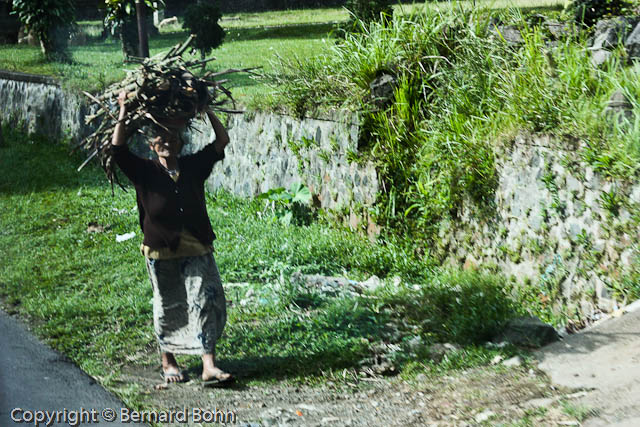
[0,0,563,105]
[0,126,527,407]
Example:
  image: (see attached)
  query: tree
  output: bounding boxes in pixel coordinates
[11,0,76,61]
[182,1,225,64]
[103,0,161,59]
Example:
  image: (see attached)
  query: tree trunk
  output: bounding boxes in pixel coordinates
[40,26,70,62]
[135,0,150,58]
[120,14,139,58]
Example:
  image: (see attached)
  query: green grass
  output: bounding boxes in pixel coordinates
[0,127,526,396]
[0,1,563,102]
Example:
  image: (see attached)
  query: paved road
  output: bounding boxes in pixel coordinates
[0,309,134,426]
[536,307,640,426]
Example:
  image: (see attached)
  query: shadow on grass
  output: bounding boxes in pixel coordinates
[0,127,107,194]
[231,22,336,41]
[150,22,335,48]
[204,271,521,382]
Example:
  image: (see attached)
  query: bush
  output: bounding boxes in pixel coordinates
[11,0,76,61]
[183,2,226,60]
[571,0,633,27]
[269,7,640,250]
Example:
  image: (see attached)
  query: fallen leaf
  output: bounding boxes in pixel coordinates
[87,222,105,233]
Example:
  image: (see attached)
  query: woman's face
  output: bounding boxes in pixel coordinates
[150,131,182,158]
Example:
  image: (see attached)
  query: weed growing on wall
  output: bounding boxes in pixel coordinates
[268,6,640,249]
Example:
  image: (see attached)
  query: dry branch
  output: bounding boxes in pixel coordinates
[78,36,258,190]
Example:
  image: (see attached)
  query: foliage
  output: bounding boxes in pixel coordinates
[378,272,522,344]
[102,0,161,57]
[182,1,226,59]
[256,182,313,226]
[10,0,76,61]
[571,0,633,27]
[268,7,640,248]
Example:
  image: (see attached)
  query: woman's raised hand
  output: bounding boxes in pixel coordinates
[118,90,127,110]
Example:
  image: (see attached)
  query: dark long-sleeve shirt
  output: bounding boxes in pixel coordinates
[112,143,224,251]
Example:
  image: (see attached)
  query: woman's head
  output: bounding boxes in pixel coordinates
[149,127,184,159]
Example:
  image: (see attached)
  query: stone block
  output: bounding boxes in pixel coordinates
[493,316,559,348]
[566,174,584,196]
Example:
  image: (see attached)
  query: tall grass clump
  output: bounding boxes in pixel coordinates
[268,6,640,249]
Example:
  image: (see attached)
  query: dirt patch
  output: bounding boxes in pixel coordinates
[118,361,584,426]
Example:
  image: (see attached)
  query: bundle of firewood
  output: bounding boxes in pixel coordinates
[77,35,255,190]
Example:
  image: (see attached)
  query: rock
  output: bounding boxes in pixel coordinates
[591,49,612,67]
[491,355,504,365]
[359,275,383,292]
[546,20,573,39]
[565,175,583,195]
[605,90,634,122]
[158,16,178,28]
[625,21,640,59]
[493,25,524,45]
[597,297,618,313]
[406,335,424,353]
[369,74,396,106]
[502,356,523,367]
[290,272,360,296]
[591,17,636,50]
[428,343,460,363]
[523,397,555,408]
[474,410,495,423]
[494,316,560,348]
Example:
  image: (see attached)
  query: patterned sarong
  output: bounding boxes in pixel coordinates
[145,253,226,354]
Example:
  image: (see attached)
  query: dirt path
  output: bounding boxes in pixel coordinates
[536,307,640,427]
[121,360,587,426]
[122,309,640,426]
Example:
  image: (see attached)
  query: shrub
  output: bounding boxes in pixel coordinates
[183,2,226,61]
[571,0,633,27]
[268,7,640,250]
[11,0,76,61]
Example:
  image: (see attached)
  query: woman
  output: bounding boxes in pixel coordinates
[111,90,232,385]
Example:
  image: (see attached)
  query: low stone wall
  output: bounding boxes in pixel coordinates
[208,112,378,212]
[0,72,92,140]
[0,72,378,215]
[440,134,640,316]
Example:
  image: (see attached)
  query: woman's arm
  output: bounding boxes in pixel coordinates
[112,91,128,146]
[205,109,230,154]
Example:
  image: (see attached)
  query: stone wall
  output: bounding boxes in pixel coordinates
[207,112,378,212]
[0,72,378,215]
[0,72,92,140]
[440,134,640,317]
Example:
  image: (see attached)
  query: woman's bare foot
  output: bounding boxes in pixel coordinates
[202,353,232,383]
[161,352,184,383]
